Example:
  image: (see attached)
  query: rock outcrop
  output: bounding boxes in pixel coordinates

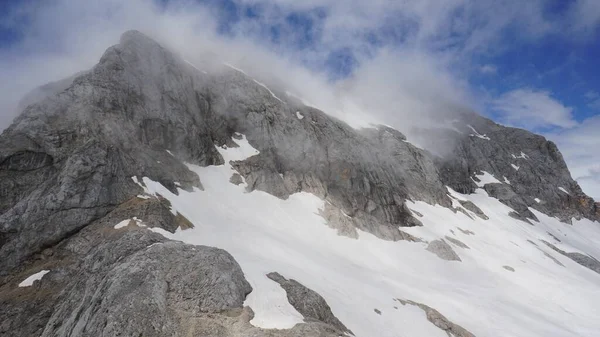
[427,239,462,261]
[266,272,352,335]
[430,118,599,222]
[395,298,476,337]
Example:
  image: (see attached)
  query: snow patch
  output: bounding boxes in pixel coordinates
[19,270,50,287]
[224,62,248,75]
[114,217,144,229]
[472,171,501,187]
[467,125,491,140]
[511,164,520,171]
[296,111,304,120]
[114,219,131,229]
[184,59,207,74]
[285,91,318,109]
[252,79,284,103]
[558,187,570,195]
[503,176,511,184]
[512,152,529,160]
[534,198,541,203]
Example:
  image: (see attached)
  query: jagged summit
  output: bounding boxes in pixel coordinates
[1,31,599,337]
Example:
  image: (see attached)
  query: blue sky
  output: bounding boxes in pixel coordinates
[0,0,599,197]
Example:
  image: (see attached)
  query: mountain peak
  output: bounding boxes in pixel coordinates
[2,30,600,337]
[119,30,162,52]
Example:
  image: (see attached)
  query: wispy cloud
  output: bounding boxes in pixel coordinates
[547,115,600,199]
[0,0,599,184]
[1,0,598,129]
[567,0,600,36]
[492,89,578,129]
[479,64,497,75]
[584,91,600,110]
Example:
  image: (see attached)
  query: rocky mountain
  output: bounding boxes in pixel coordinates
[1,31,599,337]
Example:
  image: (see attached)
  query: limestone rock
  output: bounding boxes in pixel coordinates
[266,272,352,335]
[427,239,461,261]
[396,299,476,337]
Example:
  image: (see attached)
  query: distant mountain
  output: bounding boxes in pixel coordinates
[1,31,599,337]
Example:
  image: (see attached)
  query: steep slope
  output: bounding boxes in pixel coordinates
[430,118,599,222]
[1,31,599,337]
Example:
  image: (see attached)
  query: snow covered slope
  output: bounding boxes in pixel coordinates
[135,135,600,337]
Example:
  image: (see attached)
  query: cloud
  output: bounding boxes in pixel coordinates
[479,64,497,75]
[568,0,600,36]
[492,89,578,129]
[584,91,600,111]
[584,91,599,100]
[548,115,600,200]
[0,0,598,146]
[0,0,481,132]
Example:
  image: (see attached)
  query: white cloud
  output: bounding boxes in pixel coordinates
[492,89,578,129]
[584,91,599,100]
[568,0,600,36]
[479,64,497,75]
[584,91,600,110]
[589,100,600,111]
[547,115,600,200]
[0,0,598,167]
[0,0,491,132]
[339,48,472,131]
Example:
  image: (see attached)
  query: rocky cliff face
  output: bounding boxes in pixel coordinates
[1,31,598,337]
[431,117,599,222]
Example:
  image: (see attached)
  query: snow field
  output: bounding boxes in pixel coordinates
[134,135,600,337]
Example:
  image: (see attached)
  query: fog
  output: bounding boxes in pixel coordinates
[0,0,523,135]
[1,0,598,163]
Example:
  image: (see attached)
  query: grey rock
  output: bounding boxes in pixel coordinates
[42,240,252,337]
[433,115,599,223]
[543,241,600,274]
[266,272,352,335]
[318,201,359,239]
[455,206,475,220]
[483,184,538,223]
[445,236,470,249]
[527,239,538,246]
[547,232,562,242]
[229,172,244,185]
[503,266,515,272]
[508,211,534,225]
[1,195,343,337]
[426,239,461,261]
[458,200,488,220]
[457,228,475,236]
[396,298,476,337]
[17,71,89,113]
[373,309,381,315]
[537,248,565,267]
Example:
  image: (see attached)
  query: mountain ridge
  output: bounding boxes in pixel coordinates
[1,30,599,337]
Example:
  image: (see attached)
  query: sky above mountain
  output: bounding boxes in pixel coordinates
[0,0,599,199]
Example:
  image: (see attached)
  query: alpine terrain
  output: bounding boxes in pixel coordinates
[1,31,599,337]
